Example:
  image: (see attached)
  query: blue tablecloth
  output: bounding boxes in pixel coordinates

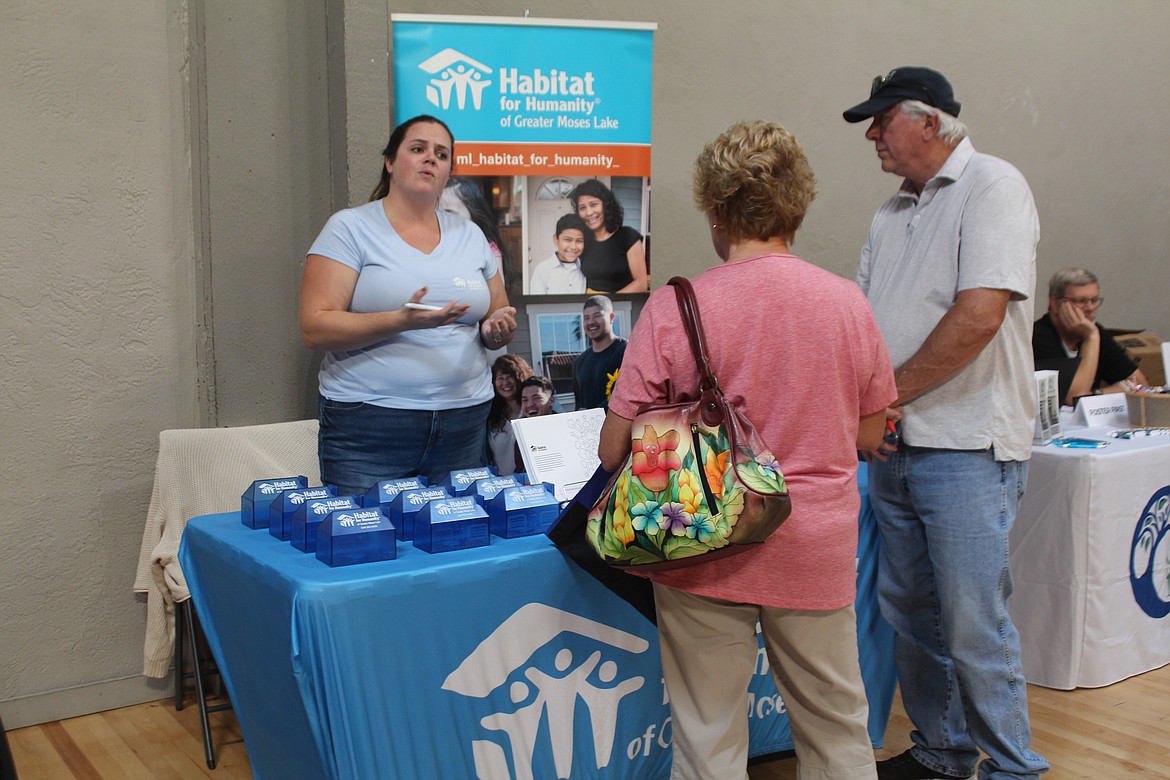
[180,465,894,780]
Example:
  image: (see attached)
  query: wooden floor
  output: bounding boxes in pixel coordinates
[750,662,1170,779]
[5,694,249,780]
[7,662,1170,779]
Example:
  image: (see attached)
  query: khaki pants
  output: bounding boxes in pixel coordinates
[654,583,879,780]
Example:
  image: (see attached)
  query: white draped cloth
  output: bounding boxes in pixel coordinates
[133,420,320,677]
[1009,429,1170,688]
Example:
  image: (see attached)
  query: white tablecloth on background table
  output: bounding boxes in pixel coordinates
[1009,425,1170,689]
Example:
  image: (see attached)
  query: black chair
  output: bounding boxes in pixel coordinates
[174,598,232,769]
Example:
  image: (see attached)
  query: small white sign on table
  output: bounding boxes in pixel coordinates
[1075,392,1130,428]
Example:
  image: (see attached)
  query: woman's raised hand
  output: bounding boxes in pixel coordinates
[480,306,517,348]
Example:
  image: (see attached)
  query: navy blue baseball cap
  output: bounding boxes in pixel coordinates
[843,67,961,122]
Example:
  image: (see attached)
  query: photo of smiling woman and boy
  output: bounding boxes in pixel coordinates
[523,175,650,297]
[434,174,650,299]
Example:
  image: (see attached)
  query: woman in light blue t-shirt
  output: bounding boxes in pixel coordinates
[300,115,517,494]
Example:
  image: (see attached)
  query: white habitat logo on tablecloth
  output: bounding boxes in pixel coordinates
[1131,486,1170,618]
[443,602,649,779]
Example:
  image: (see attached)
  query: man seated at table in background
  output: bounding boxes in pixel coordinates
[1033,267,1146,406]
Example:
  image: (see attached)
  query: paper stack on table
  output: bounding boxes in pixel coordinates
[512,408,606,502]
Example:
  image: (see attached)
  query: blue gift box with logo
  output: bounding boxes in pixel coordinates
[241,476,308,529]
[316,506,398,567]
[362,476,429,508]
[487,483,561,538]
[441,466,498,496]
[387,486,451,540]
[413,496,490,553]
[471,474,528,503]
[269,485,337,541]
[291,495,362,552]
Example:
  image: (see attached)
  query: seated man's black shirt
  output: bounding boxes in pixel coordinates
[1032,313,1137,403]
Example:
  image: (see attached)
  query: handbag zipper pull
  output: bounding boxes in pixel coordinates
[690,424,720,512]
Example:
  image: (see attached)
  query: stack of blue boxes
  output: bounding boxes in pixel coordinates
[238,467,563,567]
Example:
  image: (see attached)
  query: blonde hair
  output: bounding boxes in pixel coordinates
[692,120,817,244]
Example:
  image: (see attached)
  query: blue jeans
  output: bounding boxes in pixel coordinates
[868,447,1048,780]
[317,397,491,496]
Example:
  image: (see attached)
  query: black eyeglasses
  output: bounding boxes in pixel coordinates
[870,73,891,97]
[1060,296,1104,307]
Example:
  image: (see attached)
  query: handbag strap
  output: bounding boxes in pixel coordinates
[667,277,725,427]
[665,277,783,498]
[667,277,717,393]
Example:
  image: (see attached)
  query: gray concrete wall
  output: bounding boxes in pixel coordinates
[1,0,200,725]
[0,0,333,727]
[1,0,1168,728]
[201,2,332,425]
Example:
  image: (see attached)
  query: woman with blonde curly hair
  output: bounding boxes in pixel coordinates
[599,120,896,779]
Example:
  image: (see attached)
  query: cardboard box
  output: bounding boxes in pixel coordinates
[1126,392,1170,427]
[1110,330,1165,386]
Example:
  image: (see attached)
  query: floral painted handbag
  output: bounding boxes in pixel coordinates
[585,277,792,570]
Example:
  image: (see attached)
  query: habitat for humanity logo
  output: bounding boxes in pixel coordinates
[1131,486,1170,618]
[443,603,648,779]
[258,480,299,495]
[420,48,493,110]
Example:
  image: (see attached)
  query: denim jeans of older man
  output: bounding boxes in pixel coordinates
[868,447,1049,780]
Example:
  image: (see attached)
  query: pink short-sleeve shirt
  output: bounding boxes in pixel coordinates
[608,255,895,609]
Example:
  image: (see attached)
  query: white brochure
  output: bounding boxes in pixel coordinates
[1033,370,1062,445]
[512,408,607,502]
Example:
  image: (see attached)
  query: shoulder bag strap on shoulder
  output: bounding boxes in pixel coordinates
[667,277,716,391]
[667,276,725,427]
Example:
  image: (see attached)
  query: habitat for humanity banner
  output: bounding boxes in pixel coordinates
[391,15,654,176]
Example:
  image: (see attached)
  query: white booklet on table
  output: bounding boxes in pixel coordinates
[511,408,606,502]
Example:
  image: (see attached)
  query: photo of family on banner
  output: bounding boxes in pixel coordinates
[391,15,653,299]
